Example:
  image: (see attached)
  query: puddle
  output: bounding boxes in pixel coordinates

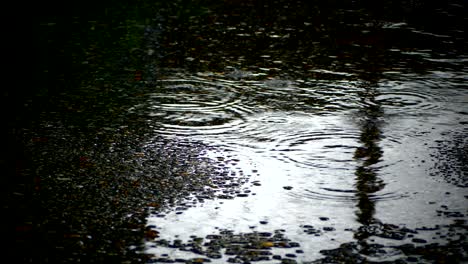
[26,1,467,263]
[140,71,467,263]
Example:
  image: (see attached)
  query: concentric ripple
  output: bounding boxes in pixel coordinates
[130,78,256,136]
[376,91,437,111]
[376,79,446,115]
[272,129,361,170]
[292,188,408,203]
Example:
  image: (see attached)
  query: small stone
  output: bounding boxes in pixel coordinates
[285,253,297,258]
[288,242,300,247]
[206,252,222,259]
[260,221,268,225]
[306,230,320,235]
[319,217,329,221]
[281,259,297,264]
[145,229,159,239]
[260,241,274,248]
[156,258,175,263]
[283,186,293,190]
[254,256,270,261]
[412,238,427,243]
[218,195,234,199]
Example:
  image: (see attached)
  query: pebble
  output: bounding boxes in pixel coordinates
[283,186,293,190]
[162,258,178,263]
[288,242,300,247]
[252,181,261,186]
[206,252,222,259]
[412,238,427,243]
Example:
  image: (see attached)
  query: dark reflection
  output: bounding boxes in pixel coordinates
[353,80,385,237]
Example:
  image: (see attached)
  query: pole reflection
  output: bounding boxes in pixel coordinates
[354,81,385,240]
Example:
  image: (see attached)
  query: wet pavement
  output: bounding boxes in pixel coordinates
[12,0,468,263]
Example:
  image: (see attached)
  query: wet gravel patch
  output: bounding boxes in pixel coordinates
[137,138,254,212]
[144,216,467,263]
[314,239,467,264]
[12,121,257,263]
[145,229,305,263]
[430,128,468,187]
[313,219,467,264]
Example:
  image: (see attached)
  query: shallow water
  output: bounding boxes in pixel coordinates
[142,69,467,262]
[25,1,467,263]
